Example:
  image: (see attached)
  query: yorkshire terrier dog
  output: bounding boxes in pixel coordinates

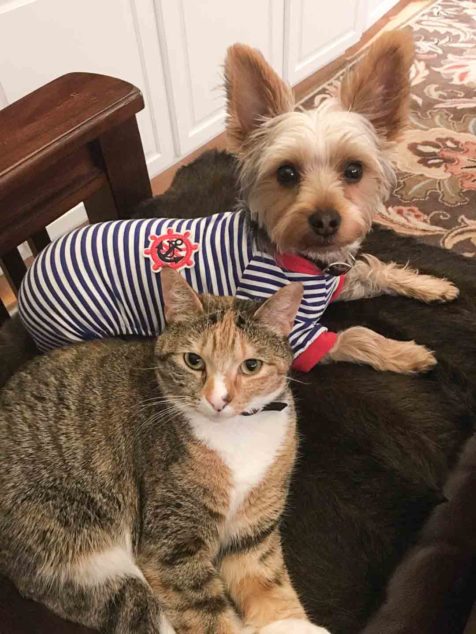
[224,29,458,374]
[18,30,458,377]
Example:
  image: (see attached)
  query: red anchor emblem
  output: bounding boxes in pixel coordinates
[144,228,199,272]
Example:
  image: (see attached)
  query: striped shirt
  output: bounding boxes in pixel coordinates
[18,211,345,372]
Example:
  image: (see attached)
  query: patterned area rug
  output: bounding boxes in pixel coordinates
[300,0,476,257]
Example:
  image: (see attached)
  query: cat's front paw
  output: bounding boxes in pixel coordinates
[259,619,331,634]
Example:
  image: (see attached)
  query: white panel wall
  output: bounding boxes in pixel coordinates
[0,0,175,176]
[0,0,400,180]
[283,0,367,85]
[156,0,285,156]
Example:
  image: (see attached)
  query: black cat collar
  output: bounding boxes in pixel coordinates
[241,401,288,416]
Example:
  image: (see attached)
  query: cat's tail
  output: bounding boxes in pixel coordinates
[361,432,476,634]
[0,314,38,388]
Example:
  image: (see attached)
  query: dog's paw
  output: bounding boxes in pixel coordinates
[259,619,331,634]
[386,341,437,374]
[410,275,459,303]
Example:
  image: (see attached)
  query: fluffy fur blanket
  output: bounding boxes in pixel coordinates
[1,150,475,634]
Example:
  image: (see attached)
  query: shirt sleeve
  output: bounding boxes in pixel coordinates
[290,320,338,372]
[291,274,344,371]
[331,274,346,301]
[236,255,342,372]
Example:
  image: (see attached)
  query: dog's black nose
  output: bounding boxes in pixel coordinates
[308,209,341,237]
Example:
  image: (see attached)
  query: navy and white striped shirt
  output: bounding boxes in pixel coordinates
[18,211,344,371]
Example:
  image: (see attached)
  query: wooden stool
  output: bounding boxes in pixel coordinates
[0,72,153,322]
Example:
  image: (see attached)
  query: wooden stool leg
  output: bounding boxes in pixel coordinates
[88,116,152,222]
[1,249,27,296]
[0,301,9,324]
[84,182,120,224]
[28,229,50,255]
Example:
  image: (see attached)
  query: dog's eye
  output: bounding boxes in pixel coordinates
[184,353,205,371]
[277,164,299,186]
[343,161,363,183]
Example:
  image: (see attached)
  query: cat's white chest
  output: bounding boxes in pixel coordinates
[187,408,290,520]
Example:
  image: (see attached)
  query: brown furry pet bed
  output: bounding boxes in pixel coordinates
[1,150,475,634]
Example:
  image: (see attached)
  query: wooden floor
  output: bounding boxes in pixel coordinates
[1,0,428,315]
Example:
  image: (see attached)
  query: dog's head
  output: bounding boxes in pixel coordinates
[224,30,414,262]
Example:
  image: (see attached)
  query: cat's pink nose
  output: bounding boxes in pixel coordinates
[206,393,230,412]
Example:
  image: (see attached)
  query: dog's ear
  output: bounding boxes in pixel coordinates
[224,43,294,151]
[339,29,414,140]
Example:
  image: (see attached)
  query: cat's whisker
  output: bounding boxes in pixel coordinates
[133,406,186,438]
[136,400,190,415]
[286,376,309,385]
[139,395,189,405]
[127,408,179,442]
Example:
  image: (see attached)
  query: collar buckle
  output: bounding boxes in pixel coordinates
[321,253,356,276]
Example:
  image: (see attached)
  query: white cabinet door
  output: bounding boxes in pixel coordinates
[157,0,285,156]
[0,0,175,177]
[284,0,366,85]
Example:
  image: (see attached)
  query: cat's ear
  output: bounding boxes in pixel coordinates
[160,267,203,324]
[254,282,303,337]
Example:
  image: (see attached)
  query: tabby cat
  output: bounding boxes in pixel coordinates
[0,268,330,634]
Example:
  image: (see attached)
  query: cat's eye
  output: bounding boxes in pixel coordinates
[343,161,363,183]
[277,164,300,187]
[184,353,205,371]
[240,359,263,375]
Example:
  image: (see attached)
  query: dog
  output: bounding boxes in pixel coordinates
[17,30,458,375]
[223,29,458,373]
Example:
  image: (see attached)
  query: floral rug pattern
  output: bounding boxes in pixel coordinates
[300,0,476,257]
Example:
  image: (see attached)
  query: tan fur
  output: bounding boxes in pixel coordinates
[326,326,437,374]
[339,254,460,303]
[223,33,459,375]
[339,29,415,140]
[225,43,294,152]
[223,37,403,261]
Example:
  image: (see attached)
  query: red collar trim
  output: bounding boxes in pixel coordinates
[275,252,322,275]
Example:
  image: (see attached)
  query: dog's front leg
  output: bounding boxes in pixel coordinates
[338,254,459,303]
[324,326,436,374]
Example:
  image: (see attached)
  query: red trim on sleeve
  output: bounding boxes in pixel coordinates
[292,331,338,372]
[331,274,346,302]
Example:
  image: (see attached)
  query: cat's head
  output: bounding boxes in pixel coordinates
[154,267,302,420]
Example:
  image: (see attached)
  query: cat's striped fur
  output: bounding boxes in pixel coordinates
[0,270,330,633]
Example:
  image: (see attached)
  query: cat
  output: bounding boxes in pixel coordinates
[0,267,330,634]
